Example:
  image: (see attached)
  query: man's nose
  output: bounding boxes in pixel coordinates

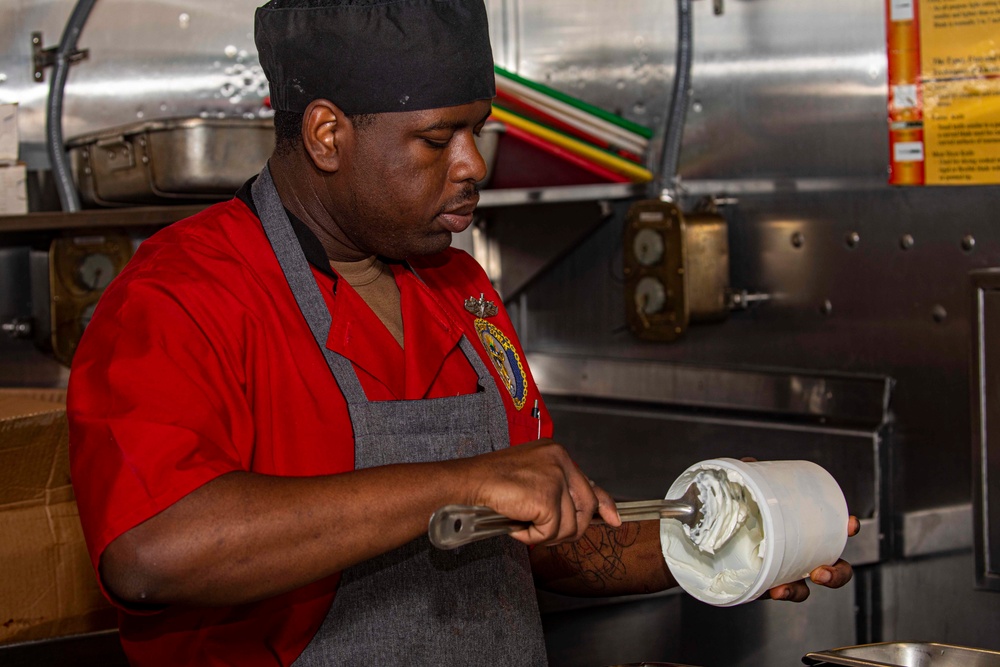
[451,132,489,184]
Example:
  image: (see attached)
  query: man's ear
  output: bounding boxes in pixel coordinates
[301,99,347,173]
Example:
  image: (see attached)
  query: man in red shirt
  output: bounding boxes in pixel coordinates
[68,0,857,664]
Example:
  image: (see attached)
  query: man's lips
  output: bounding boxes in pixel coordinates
[437,196,480,234]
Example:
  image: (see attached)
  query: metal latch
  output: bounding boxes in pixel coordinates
[94,137,136,172]
[32,31,90,83]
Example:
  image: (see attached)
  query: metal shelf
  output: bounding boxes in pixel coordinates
[0,204,209,234]
[0,183,644,234]
[478,182,643,208]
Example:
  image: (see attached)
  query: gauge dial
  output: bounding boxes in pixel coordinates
[635,276,667,315]
[50,234,133,367]
[633,228,665,266]
[76,253,116,290]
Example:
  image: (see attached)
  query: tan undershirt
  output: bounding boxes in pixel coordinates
[329,256,404,348]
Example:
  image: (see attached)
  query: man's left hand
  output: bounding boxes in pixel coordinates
[766,515,860,602]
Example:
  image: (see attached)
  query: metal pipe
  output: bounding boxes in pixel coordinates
[652,0,694,202]
[46,0,98,213]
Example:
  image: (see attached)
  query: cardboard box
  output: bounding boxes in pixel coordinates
[0,103,17,164]
[0,163,27,216]
[0,389,116,646]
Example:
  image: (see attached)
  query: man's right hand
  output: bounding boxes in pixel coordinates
[451,439,622,547]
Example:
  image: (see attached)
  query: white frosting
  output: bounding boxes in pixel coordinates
[661,466,766,603]
[685,468,750,554]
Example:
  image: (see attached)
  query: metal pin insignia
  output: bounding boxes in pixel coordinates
[464,293,498,318]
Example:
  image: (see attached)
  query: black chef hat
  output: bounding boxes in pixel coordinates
[255,0,496,114]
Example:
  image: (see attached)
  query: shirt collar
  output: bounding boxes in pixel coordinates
[236,176,336,280]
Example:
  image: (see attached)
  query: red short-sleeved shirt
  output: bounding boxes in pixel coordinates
[67,195,552,666]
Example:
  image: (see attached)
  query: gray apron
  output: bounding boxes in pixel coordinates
[251,166,548,667]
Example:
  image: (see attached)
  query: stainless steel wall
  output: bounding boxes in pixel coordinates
[1,0,268,170]
[2,0,999,665]
[485,0,1000,663]
[491,0,997,515]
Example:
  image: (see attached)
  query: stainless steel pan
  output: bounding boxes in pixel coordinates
[803,642,1000,667]
[67,117,274,206]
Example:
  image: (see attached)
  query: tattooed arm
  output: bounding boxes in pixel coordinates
[529,521,677,597]
[530,517,861,600]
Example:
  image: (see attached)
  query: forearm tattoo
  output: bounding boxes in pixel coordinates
[548,523,641,592]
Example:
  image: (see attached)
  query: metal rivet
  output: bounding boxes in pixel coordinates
[900,234,915,250]
[845,232,860,248]
[962,235,976,252]
[791,232,805,249]
[820,299,833,316]
[932,305,947,323]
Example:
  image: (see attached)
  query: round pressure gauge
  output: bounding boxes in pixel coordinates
[632,228,665,266]
[635,276,667,314]
[76,253,117,290]
[50,235,133,367]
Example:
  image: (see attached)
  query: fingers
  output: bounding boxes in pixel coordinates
[545,475,620,545]
[511,505,556,546]
[810,558,854,589]
[766,557,855,603]
[767,580,811,602]
[558,477,584,543]
[848,515,861,537]
[592,483,621,528]
[472,439,603,547]
[509,470,579,546]
[557,466,601,544]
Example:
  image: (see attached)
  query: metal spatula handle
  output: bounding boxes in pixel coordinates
[428,499,695,550]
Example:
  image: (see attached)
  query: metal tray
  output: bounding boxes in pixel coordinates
[803,642,1000,667]
[67,117,274,206]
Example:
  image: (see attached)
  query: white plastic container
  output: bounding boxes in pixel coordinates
[660,458,849,607]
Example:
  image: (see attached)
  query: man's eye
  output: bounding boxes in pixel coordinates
[423,137,449,148]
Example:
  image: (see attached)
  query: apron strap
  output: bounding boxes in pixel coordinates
[251,164,368,405]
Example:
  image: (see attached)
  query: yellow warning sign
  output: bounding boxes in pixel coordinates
[886,0,1000,185]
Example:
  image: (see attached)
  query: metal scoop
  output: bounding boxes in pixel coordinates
[429,483,709,550]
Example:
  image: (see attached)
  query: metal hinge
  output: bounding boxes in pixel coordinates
[32,31,90,83]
